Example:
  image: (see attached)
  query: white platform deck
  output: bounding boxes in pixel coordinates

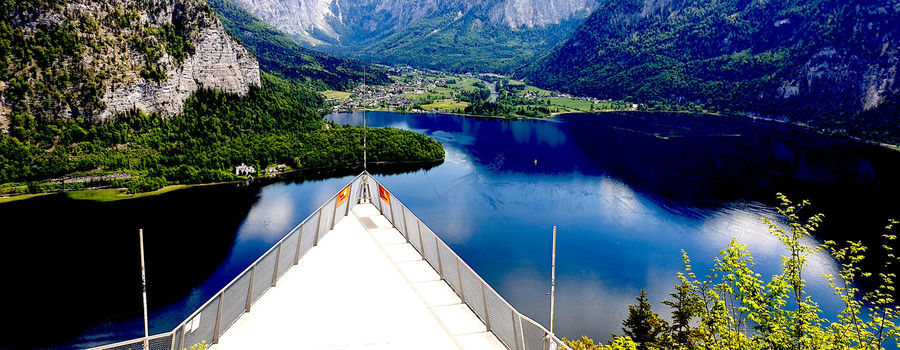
[210,203,506,350]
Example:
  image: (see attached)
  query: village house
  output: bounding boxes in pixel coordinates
[235,163,256,176]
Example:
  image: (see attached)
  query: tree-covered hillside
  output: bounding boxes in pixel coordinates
[522,0,900,144]
[0,73,444,194]
[225,0,598,74]
[359,13,586,73]
[0,0,443,195]
[208,0,391,90]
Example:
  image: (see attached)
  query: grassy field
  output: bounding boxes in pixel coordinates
[421,100,469,110]
[322,90,352,100]
[546,97,594,112]
[0,193,52,204]
[446,78,482,90]
[523,85,553,94]
[66,185,195,202]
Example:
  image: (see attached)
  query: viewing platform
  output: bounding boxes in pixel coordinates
[91,173,568,350]
[212,203,504,349]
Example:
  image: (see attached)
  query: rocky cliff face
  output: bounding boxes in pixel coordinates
[489,0,597,28]
[230,0,598,47]
[0,0,260,130]
[100,24,260,120]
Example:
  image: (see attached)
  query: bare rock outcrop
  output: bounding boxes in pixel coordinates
[0,0,260,130]
[101,25,260,120]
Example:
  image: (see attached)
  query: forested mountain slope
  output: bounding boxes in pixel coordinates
[522,0,900,143]
[228,0,599,72]
[208,0,390,89]
[0,0,442,195]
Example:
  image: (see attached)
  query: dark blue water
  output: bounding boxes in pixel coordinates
[1,111,897,348]
[327,111,900,339]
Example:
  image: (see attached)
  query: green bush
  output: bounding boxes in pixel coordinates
[568,195,900,349]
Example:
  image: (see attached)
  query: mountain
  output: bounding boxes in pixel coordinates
[521,0,900,143]
[227,0,599,72]
[0,0,442,196]
[208,0,390,90]
[0,0,259,130]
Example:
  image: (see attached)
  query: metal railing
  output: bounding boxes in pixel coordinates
[367,175,571,350]
[90,172,569,350]
[90,173,364,350]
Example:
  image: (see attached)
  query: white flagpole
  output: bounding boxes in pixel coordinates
[550,226,557,339]
[363,65,367,172]
[139,229,149,350]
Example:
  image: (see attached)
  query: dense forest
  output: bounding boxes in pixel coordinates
[207,0,391,90]
[0,73,443,194]
[0,0,444,195]
[522,0,900,145]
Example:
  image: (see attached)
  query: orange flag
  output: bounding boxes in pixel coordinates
[336,184,351,207]
[378,185,390,205]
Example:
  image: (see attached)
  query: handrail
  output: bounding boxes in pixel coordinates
[367,175,571,350]
[89,173,364,350]
[89,172,569,350]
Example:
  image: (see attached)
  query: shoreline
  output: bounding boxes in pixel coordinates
[341,108,900,153]
[0,158,444,204]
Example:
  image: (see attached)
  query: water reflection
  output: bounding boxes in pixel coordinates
[1,109,895,348]
[328,111,897,341]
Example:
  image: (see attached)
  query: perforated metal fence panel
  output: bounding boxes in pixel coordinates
[421,225,441,273]
[514,314,525,350]
[522,318,546,350]
[181,296,218,349]
[391,203,405,237]
[348,177,361,210]
[250,251,277,305]
[220,271,252,336]
[403,206,419,243]
[278,233,298,280]
[485,288,517,349]
[460,263,487,323]
[149,334,172,350]
[408,218,423,255]
[102,340,145,350]
[171,325,183,350]
[299,215,318,259]
[438,241,461,294]
[317,198,335,241]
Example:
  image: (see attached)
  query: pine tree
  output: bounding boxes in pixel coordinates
[622,289,667,350]
[661,279,702,348]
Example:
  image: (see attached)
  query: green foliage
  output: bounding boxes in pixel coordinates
[1,0,209,119]
[580,195,900,349]
[622,290,668,350]
[457,87,491,103]
[565,336,639,350]
[463,99,554,119]
[0,73,444,192]
[185,340,209,350]
[207,0,389,90]
[360,13,585,74]
[523,0,900,144]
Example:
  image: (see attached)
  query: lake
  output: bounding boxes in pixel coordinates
[1,111,898,348]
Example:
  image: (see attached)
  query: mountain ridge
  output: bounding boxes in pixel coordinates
[208,0,390,90]
[228,0,599,72]
[521,0,900,143]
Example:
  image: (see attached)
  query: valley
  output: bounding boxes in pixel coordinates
[325,67,636,119]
